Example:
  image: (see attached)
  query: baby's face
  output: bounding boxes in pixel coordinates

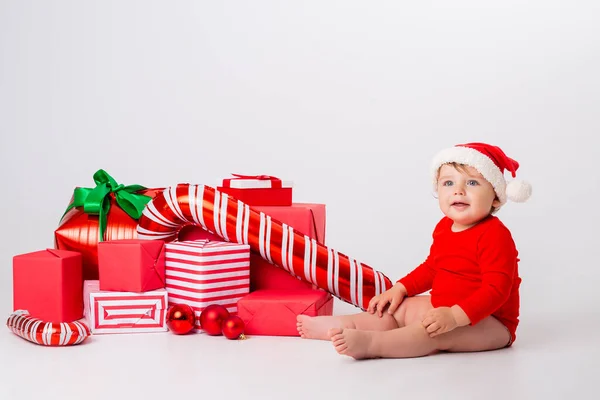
[436,164,500,231]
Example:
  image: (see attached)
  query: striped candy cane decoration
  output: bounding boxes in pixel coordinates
[6,310,91,346]
[138,185,393,310]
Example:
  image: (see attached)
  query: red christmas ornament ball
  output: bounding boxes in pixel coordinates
[166,304,195,335]
[222,316,246,340]
[199,304,230,335]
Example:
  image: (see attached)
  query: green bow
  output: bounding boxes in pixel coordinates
[61,169,152,241]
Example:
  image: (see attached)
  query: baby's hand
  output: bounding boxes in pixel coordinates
[421,307,458,337]
[367,283,407,318]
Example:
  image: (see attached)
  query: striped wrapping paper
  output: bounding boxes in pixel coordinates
[84,280,168,334]
[137,184,393,311]
[6,310,90,346]
[164,240,250,331]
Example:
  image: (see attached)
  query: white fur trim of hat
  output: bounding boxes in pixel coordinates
[430,143,532,206]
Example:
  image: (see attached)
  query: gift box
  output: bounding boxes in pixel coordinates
[250,203,326,291]
[237,289,334,336]
[249,253,315,291]
[217,174,293,206]
[253,203,326,242]
[13,249,83,323]
[55,169,164,281]
[97,239,166,293]
[164,240,250,330]
[178,203,326,291]
[83,280,168,334]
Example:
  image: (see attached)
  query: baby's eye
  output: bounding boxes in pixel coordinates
[467,180,479,186]
[442,180,453,187]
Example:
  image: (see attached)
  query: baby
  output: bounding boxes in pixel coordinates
[297,142,531,359]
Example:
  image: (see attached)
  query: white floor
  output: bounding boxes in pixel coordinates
[2,2,599,399]
[1,299,597,400]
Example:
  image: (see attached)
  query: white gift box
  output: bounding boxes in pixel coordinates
[83,280,168,334]
[164,240,250,330]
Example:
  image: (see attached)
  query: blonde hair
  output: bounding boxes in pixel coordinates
[436,162,500,214]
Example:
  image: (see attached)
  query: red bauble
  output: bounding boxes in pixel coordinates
[199,304,230,335]
[166,304,195,335]
[222,316,246,340]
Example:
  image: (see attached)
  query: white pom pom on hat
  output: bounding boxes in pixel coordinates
[431,142,532,206]
[506,179,532,203]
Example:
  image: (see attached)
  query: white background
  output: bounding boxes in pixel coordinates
[1,1,599,399]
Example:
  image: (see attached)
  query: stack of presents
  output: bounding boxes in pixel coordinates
[10,172,334,344]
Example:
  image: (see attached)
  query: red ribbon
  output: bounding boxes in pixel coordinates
[224,174,283,189]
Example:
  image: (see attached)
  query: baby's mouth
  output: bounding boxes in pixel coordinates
[452,202,469,208]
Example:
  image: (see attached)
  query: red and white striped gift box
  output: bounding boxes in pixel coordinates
[83,280,168,334]
[164,240,250,331]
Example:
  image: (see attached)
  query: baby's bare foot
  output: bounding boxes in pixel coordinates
[329,328,377,360]
[297,315,341,340]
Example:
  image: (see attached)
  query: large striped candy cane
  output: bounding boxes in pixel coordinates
[137,184,392,310]
[6,310,91,346]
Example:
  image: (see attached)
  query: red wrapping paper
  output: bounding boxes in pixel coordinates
[97,239,166,293]
[55,188,163,280]
[136,184,392,310]
[237,289,333,336]
[13,249,83,323]
[250,203,325,291]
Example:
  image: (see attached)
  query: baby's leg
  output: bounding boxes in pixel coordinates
[296,295,428,340]
[297,312,398,340]
[329,296,434,357]
[330,300,511,359]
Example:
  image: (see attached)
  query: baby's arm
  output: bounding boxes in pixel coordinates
[372,221,441,318]
[367,282,407,317]
[397,219,446,297]
[422,305,471,337]
[397,252,435,296]
[368,249,435,317]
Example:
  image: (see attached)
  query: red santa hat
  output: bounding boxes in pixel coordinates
[431,142,532,206]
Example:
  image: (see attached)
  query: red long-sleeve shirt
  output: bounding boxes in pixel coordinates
[398,215,521,342]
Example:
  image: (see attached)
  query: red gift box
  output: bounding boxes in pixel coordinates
[253,203,326,242]
[249,253,315,291]
[250,203,326,291]
[217,174,293,206]
[97,239,166,293]
[178,203,326,291]
[237,289,334,336]
[13,249,83,323]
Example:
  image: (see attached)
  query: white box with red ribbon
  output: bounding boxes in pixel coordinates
[216,174,293,206]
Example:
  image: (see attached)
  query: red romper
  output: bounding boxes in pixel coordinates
[398,215,521,343]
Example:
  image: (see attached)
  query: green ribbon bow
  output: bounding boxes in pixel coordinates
[61,169,152,242]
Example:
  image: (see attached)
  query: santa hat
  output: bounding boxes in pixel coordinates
[431,142,532,206]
